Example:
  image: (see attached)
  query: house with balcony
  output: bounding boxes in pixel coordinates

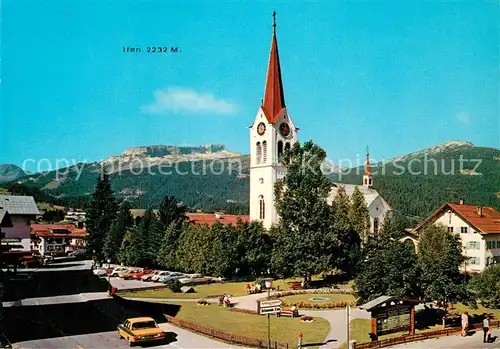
[31,224,87,257]
[0,195,40,252]
[411,201,500,273]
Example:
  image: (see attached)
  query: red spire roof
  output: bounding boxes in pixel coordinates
[262,15,286,124]
[364,151,371,176]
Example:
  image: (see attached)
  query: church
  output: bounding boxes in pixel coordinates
[249,14,392,232]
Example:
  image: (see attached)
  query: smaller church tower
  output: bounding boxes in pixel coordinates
[362,147,373,188]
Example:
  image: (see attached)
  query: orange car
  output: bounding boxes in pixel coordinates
[118,317,165,346]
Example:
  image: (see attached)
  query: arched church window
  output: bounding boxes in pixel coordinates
[277,141,283,159]
[259,195,265,219]
[262,141,267,163]
[364,178,368,185]
[369,178,372,186]
[256,142,262,163]
[373,218,379,235]
[285,142,291,151]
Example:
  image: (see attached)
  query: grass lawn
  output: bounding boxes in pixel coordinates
[172,301,330,348]
[450,303,500,321]
[120,278,317,299]
[279,293,356,308]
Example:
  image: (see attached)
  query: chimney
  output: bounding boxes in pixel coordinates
[477,206,483,217]
[459,199,464,205]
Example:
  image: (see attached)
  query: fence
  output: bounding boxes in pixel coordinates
[164,314,289,349]
[353,320,500,349]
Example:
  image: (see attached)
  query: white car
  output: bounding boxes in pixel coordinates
[141,270,161,282]
[150,271,171,282]
[93,268,107,276]
[179,273,204,284]
[159,272,185,283]
[109,267,130,277]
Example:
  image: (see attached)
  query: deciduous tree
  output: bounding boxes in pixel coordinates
[355,237,419,303]
[469,265,500,308]
[418,224,472,306]
[348,186,370,242]
[103,201,133,262]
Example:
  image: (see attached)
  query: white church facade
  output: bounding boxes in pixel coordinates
[249,14,298,229]
[249,14,392,232]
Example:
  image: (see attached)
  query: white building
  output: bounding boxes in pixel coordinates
[31,224,87,257]
[249,15,298,229]
[327,152,392,235]
[411,201,500,273]
[0,195,40,251]
[249,16,392,233]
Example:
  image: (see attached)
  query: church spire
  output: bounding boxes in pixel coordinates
[363,147,373,188]
[262,11,286,124]
[364,146,371,176]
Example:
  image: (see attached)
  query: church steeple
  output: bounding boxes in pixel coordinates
[262,11,286,124]
[363,147,373,188]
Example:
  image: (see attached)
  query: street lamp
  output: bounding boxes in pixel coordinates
[264,278,273,349]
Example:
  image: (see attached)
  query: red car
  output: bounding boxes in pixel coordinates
[130,269,154,280]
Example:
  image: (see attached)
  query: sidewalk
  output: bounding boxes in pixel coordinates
[386,328,500,348]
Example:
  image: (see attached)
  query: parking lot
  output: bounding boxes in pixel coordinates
[108,276,167,290]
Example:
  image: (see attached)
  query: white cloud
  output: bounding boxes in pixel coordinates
[456,112,471,124]
[141,87,236,115]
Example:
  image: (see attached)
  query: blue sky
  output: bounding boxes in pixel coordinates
[2,0,499,172]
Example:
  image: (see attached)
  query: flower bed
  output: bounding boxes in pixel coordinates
[286,300,354,309]
[300,316,314,323]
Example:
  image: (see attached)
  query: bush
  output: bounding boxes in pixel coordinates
[165,279,182,293]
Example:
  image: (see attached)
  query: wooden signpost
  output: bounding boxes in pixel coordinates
[257,299,283,315]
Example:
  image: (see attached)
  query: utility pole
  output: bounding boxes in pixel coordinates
[346,304,350,346]
[267,286,271,349]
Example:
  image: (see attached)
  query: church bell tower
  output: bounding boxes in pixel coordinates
[249,12,299,229]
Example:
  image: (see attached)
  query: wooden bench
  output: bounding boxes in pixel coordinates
[289,282,302,290]
[277,308,299,318]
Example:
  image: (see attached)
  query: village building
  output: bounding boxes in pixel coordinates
[328,151,393,235]
[0,195,40,252]
[410,201,500,272]
[248,16,392,232]
[31,224,87,257]
[248,13,299,229]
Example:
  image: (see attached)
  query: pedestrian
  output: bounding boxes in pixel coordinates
[483,315,490,343]
[461,311,469,337]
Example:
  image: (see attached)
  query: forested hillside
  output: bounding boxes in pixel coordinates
[4,142,499,220]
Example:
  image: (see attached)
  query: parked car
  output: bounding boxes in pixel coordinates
[150,271,171,282]
[141,270,161,282]
[118,269,142,280]
[130,269,154,280]
[109,267,130,277]
[179,273,208,284]
[159,272,185,283]
[117,317,165,346]
[93,268,108,276]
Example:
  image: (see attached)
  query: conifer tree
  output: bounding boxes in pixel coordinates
[103,201,133,262]
[86,173,118,260]
[348,186,370,241]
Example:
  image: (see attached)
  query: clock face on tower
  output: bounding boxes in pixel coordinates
[257,122,266,135]
[279,123,291,137]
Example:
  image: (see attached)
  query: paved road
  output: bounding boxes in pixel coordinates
[13,323,244,349]
[387,328,500,348]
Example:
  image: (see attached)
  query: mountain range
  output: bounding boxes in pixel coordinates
[1,141,499,220]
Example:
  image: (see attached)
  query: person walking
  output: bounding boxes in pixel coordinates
[483,315,490,343]
[461,311,469,337]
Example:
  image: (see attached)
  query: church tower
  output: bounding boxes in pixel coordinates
[249,12,299,229]
[362,147,373,188]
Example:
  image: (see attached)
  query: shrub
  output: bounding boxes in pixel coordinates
[166,279,182,292]
[300,316,314,322]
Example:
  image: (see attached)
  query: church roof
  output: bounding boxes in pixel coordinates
[328,183,391,209]
[262,17,286,124]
